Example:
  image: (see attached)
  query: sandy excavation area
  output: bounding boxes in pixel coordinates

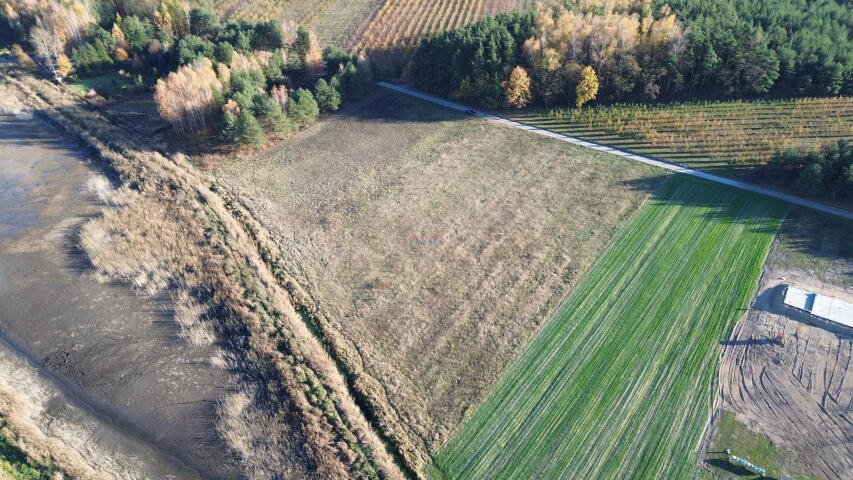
[714,211,852,480]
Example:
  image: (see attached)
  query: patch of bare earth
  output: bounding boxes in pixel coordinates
[216,89,662,473]
[711,210,853,480]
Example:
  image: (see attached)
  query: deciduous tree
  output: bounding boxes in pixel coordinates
[154,58,222,135]
[575,65,599,108]
[503,66,532,108]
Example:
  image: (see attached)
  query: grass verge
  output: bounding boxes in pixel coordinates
[431,175,787,479]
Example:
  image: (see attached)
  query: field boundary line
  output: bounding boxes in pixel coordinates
[377,82,853,221]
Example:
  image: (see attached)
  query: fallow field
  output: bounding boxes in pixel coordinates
[509,97,853,174]
[216,89,661,472]
[431,176,786,479]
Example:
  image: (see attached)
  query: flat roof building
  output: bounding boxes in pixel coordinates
[783,285,853,330]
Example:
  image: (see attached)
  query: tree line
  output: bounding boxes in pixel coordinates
[406,0,851,109]
[1,0,371,146]
[767,140,852,203]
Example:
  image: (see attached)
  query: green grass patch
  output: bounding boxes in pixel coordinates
[66,71,134,97]
[706,410,818,480]
[431,176,787,479]
[0,417,57,480]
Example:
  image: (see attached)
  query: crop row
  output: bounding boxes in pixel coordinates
[509,97,853,167]
[431,176,786,479]
[354,0,536,55]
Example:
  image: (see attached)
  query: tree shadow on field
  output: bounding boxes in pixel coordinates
[334,87,469,125]
[620,174,853,274]
[620,174,784,233]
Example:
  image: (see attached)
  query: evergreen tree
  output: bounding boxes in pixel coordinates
[289,88,319,126]
[232,109,264,146]
[314,78,342,113]
[122,15,153,53]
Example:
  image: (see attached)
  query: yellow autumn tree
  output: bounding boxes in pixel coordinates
[504,66,532,108]
[56,53,72,78]
[154,58,222,136]
[575,65,599,108]
[111,21,126,49]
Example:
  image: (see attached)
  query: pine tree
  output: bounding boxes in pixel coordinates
[234,109,264,146]
[503,66,532,108]
[288,88,319,126]
[575,66,599,108]
[314,78,341,113]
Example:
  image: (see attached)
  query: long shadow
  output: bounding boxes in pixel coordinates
[720,337,780,346]
[705,458,776,478]
[619,175,852,284]
[620,174,786,233]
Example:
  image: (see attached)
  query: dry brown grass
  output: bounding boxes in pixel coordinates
[0,70,403,479]
[216,89,662,473]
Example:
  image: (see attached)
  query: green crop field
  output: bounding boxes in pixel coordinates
[507,97,853,175]
[431,176,787,479]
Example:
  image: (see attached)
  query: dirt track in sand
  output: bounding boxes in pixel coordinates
[716,267,852,479]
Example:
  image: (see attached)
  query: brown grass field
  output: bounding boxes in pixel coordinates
[215,89,663,473]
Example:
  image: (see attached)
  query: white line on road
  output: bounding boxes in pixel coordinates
[378,82,853,221]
